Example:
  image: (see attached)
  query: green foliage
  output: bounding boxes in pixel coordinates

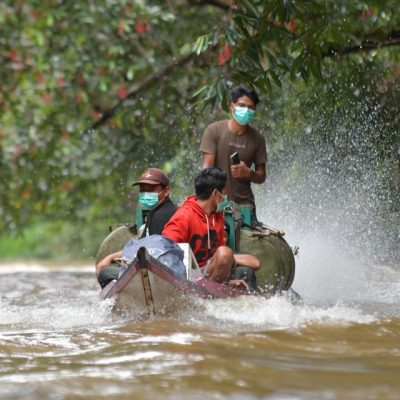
[194,0,400,106]
[0,0,217,233]
[0,220,106,260]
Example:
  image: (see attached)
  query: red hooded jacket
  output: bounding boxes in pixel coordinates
[162,195,225,268]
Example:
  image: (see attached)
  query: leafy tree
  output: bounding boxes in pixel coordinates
[0,0,399,261]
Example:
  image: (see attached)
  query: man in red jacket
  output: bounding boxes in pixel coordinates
[162,167,247,288]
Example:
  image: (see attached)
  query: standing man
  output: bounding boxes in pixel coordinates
[162,167,248,288]
[200,86,267,222]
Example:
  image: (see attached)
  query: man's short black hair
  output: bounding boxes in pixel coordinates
[230,86,260,106]
[195,167,227,200]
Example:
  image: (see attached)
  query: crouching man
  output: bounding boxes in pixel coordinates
[162,167,258,289]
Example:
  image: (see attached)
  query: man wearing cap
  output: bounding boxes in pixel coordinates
[133,167,177,238]
[96,167,176,288]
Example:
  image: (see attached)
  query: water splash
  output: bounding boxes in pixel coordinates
[191,294,377,332]
[252,84,399,318]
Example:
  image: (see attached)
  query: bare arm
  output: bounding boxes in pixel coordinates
[202,153,215,169]
[234,253,261,270]
[95,250,123,277]
[231,162,266,184]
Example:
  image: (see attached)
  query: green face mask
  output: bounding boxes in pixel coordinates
[139,192,159,210]
[233,106,255,125]
[216,191,230,212]
[218,196,230,212]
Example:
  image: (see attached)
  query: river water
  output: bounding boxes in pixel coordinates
[0,257,399,400]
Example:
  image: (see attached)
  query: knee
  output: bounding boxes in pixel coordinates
[215,246,234,265]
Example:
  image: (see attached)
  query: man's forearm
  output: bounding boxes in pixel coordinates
[202,153,215,169]
[249,168,265,183]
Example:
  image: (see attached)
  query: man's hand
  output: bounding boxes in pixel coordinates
[230,161,251,179]
[228,279,249,290]
[231,162,266,184]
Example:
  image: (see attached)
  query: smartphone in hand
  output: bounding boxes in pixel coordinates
[230,152,240,165]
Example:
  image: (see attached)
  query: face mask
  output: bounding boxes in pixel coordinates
[233,106,255,125]
[217,195,230,212]
[139,192,159,210]
[216,191,229,212]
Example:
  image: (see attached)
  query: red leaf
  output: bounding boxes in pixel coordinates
[61,180,72,191]
[135,20,150,34]
[135,21,145,34]
[22,189,31,200]
[222,44,231,59]
[117,86,127,98]
[8,51,18,61]
[287,19,296,31]
[219,44,231,65]
[361,7,375,19]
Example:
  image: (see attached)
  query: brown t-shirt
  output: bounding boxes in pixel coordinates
[199,120,267,205]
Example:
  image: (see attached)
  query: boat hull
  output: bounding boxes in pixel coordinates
[100,247,248,316]
[96,223,296,315]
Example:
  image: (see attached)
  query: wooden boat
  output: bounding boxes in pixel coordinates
[99,243,248,317]
[97,203,297,316]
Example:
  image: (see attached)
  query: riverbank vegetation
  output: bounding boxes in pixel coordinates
[1,1,399,262]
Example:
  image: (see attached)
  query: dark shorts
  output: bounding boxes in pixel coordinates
[230,266,258,291]
[97,265,120,288]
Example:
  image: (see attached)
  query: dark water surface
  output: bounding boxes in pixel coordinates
[0,262,399,400]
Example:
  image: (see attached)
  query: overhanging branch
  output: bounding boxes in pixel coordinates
[187,0,233,11]
[89,52,196,130]
[325,30,400,57]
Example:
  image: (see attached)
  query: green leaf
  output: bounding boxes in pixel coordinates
[299,66,309,82]
[191,85,209,99]
[193,35,205,55]
[126,67,135,81]
[330,27,348,46]
[269,69,282,87]
[241,0,260,18]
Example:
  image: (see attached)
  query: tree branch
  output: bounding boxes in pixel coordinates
[89,52,197,130]
[325,30,400,57]
[187,0,233,11]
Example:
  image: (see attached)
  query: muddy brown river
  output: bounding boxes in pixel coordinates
[0,259,399,400]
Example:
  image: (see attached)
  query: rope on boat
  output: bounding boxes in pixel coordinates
[114,257,134,269]
[241,221,285,237]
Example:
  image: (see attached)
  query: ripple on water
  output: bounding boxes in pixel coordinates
[0,266,399,400]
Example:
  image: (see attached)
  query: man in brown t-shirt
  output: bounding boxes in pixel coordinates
[199,86,267,221]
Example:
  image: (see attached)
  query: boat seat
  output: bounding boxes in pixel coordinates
[177,243,203,281]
